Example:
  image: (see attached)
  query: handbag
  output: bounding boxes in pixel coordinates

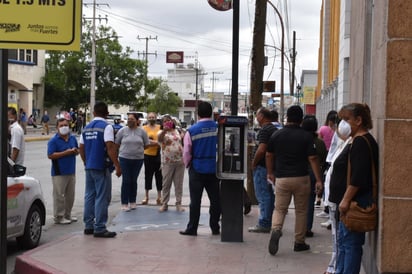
[340,136,378,232]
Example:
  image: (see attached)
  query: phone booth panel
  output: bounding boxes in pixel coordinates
[217,115,248,180]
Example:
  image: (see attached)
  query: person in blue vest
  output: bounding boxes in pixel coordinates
[180,101,221,236]
[47,118,79,225]
[79,102,121,238]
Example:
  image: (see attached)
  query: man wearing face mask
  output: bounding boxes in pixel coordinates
[47,118,79,224]
[8,107,25,165]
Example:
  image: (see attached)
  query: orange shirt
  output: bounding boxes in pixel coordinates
[143,124,161,156]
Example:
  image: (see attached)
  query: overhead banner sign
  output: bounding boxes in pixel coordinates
[0,0,82,51]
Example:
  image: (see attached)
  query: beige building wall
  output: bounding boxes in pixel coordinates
[350,1,412,273]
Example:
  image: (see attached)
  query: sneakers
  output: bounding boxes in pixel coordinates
[176,205,185,212]
[121,205,130,212]
[294,242,310,252]
[268,230,282,255]
[321,219,332,227]
[248,225,271,233]
[55,218,71,224]
[159,205,168,212]
[316,211,329,218]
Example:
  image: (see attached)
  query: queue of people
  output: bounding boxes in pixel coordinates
[37,101,379,273]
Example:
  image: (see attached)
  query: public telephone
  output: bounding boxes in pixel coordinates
[217,115,248,180]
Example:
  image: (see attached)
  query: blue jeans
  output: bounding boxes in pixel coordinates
[253,165,275,228]
[83,169,112,233]
[335,221,365,274]
[307,170,316,231]
[119,157,144,205]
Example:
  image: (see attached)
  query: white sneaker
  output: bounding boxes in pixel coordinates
[316,211,329,218]
[321,219,332,227]
[56,218,71,224]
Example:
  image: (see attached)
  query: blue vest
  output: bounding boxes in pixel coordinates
[82,120,107,170]
[188,120,217,174]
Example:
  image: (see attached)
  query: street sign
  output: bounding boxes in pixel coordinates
[0,0,81,51]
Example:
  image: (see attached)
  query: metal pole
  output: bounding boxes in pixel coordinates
[0,49,9,274]
[231,0,239,115]
[90,0,96,119]
[267,0,284,122]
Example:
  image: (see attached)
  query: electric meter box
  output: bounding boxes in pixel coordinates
[217,115,248,180]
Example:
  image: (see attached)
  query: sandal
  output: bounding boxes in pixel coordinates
[156,198,162,205]
[141,198,148,205]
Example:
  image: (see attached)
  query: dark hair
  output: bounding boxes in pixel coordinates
[257,107,272,120]
[270,110,279,122]
[302,115,318,135]
[324,110,338,126]
[339,103,373,129]
[286,105,303,124]
[56,117,68,127]
[94,102,108,117]
[128,113,140,121]
[8,107,17,116]
[197,101,212,118]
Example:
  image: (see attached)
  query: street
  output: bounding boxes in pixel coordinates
[6,138,192,273]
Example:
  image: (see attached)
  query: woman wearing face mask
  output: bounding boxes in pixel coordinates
[322,118,352,274]
[115,113,150,211]
[142,112,163,205]
[328,103,379,274]
[47,118,79,224]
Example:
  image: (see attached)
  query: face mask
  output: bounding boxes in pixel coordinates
[163,121,174,129]
[59,126,70,135]
[127,121,136,128]
[148,119,156,125]
[338,120,351,139]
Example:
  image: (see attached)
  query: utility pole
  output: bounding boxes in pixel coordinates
[290,31,296,96]
[137,35,157,112]
[211,71,223,109]
[249,0,267,115]
[84,0,108,120]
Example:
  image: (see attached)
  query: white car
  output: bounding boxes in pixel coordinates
[6,163,46,249]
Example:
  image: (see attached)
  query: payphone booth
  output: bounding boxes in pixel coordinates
[217,115,248,242]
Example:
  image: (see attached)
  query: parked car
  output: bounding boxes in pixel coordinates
[6,161,46,249]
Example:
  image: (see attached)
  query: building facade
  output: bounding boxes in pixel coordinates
[7,49,46,121]
[316,1,412,273]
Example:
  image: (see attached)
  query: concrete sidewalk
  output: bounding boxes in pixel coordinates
[14,204,335,274]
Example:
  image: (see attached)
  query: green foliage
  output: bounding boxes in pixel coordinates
[147,81,182,115]
[43,23,158,111]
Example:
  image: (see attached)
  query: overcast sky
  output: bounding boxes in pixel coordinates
[84,0,322,94]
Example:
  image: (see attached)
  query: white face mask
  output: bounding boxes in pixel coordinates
[338,120,351,139]
[59,126,70,135]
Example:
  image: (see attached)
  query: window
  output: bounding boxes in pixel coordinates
[8,49,38,65]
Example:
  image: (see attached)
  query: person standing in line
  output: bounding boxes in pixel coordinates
[115,113,151,211]
[8,107,25,165]
[157,115,185,212]
[266,105,323,255]
[47,118,79,225]
[41,110,50,135]
[270,110,283,129]
[19,108,28,135]
[328,103,378,274]
[180,101,221,236]
[301,115,327,238]
[248,107,278,233]
[79,102,121,238]
[142,112,162,205]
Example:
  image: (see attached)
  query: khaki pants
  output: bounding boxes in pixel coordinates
[271,176,310,244]
[52,174,76,220]
[161,162,185,206]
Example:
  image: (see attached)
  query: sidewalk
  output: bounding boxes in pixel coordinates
[14,203,335,274]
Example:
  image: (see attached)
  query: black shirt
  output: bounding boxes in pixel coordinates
[329,133,379,205]
[254,123,277,167]
[267,124,316,178]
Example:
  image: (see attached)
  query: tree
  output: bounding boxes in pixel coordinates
[43,23,152,111]
[147,81,182,115]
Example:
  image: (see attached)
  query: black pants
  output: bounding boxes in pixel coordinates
[185,168,221,233]
[144,154,162,191]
